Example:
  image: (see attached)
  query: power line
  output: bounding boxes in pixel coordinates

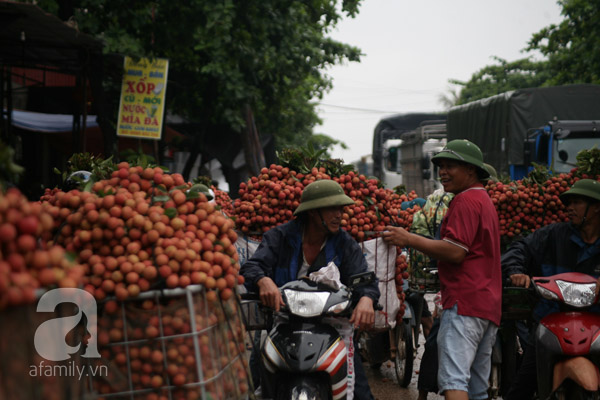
[318,103,400,113]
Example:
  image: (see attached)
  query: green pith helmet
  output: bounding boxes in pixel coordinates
[293,179,354,216]
[431,139,489,179]
[196,183,213,200]
[483,163,498,182]
[559,179,600,204]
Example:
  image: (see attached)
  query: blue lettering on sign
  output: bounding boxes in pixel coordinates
[149,72,164,78]
[127,69,143,76]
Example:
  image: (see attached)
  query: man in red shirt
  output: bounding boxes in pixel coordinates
[382,139,501,400]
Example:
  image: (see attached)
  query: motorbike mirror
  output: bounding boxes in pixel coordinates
[349,271,375,288]
[558,149,569,162]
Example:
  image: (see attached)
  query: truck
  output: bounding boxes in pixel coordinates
[395,121,447,197]
[372,112,446,196]
[446,84,600,180]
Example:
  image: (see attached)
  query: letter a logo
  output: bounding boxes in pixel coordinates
[34,288,101,361]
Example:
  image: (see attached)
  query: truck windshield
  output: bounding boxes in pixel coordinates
[553,138,598,173]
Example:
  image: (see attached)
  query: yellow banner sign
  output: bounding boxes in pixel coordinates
[116,56,169,139]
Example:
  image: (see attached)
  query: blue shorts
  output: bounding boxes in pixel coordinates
[437,304,498,399]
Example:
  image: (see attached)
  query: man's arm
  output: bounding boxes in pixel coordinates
[256,276,285,311]
[340,235,380,305]
[336,233,380,329]
[501,228,548,287]
[382,226,467,264]
[350,296,375,329]
[240,229,284,305]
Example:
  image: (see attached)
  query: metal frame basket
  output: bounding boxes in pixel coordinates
[83,285,251,400]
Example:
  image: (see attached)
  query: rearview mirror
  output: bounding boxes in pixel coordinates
[558,149,569,162]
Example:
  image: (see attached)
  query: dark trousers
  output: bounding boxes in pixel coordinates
[353,341,375,400]
[418,317,440,393]
[504,341,537,400]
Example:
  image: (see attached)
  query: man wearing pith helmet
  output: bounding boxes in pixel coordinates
[241,179,380,400]
[383,139,502,400]
[502,178,600,400]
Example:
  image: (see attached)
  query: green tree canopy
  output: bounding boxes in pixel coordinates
[34,0,362,168]
[526,0,600,85]
[450,1,600,105]
[451,57,551,106]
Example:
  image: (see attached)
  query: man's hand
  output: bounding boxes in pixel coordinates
[257,277,285,311]
[596,277,600,297]
[509,273,531,288]
[381,226,411,247]
[350,296,375,330]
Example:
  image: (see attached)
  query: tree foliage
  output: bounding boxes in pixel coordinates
[526,0,600,85]
[450,1,600,105]
[451,57,551,105]
[32,0,363,153]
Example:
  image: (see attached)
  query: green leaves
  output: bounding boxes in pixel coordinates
[524,163,553,185]
[452,2,600,104]
[120,148,158,169]
[452,57,551,105]
[0,140,24,189]
[575,146,600,176]
[526,1,600,86]
[54,153,116,191]
[164,208,177,219]
[277,143,355,176]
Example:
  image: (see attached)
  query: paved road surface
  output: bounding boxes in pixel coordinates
[363,332,443,400]
[364,294,444,400]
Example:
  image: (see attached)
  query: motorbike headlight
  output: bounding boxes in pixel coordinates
[327,300,350,314]
[283,290,330,317]
[556,280,597,307]
[535,285,559,301]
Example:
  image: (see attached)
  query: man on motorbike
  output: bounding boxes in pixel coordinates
[502,178,600,399]
[241,179,381,400]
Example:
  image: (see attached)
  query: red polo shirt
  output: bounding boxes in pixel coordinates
[438,185,502,326]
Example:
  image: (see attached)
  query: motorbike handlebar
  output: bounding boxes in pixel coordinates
[240,292,260,301]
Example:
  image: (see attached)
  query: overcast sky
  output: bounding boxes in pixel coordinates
[316,0,564,163]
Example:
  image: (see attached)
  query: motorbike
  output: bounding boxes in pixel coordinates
[241,271,375,400]
[531,272,600,399]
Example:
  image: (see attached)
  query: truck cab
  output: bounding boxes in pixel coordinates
[523,120,600,179]
[382,139,403,188]
[397,122,446,197]
[372,113,446,192]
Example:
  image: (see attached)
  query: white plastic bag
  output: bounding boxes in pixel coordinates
[308,261,343,291]
[360,237,399,329]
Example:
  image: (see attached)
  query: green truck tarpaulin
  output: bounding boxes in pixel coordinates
[447,84,600,176]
